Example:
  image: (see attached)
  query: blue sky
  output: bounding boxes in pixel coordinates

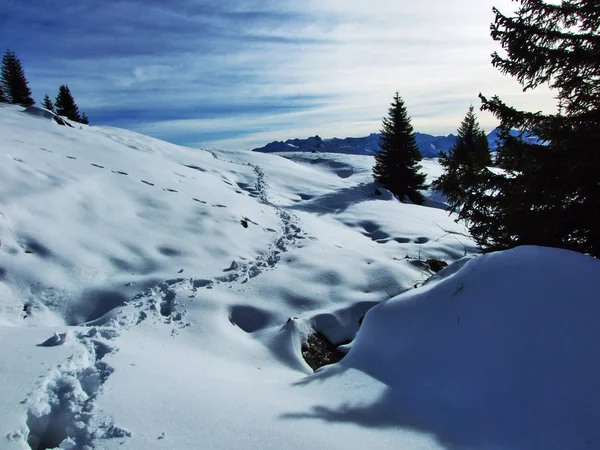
[2,0,555,149]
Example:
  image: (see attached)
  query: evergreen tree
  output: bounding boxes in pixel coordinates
[0,84,6,103]
[373,93,427,204]
[432,106,491,217]
[55,85,81,122]
[0,50,34,106]
[42,94,54,112]
[471,0,600,256]
[80,112,89,125]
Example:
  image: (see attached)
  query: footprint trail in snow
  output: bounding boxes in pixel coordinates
[19,158,307,448]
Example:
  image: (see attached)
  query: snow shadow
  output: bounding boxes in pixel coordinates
[66,289,129,325]
[284,155,356,179]
[229,305,275,333]
[289,184,378,215]
[281,361,586,450]
[281,367,439,433]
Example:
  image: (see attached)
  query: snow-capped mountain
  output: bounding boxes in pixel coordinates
[253,129,542,157]
[1,104,598,450]
[253,132,458,157]
[486,128,544,150]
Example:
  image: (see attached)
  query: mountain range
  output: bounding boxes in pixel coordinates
[253,130,541,157]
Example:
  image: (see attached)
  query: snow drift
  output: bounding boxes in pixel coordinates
[339,246,600,449]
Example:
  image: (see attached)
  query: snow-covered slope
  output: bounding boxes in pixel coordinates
[1,103,597,450]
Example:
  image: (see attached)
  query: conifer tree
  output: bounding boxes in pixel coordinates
[42,94,54,112]
[0,85,6,103]
[55,85,81,122]
[80,112,89,125]
[433,106,490,217]
[373,93,427,204]
[471,0,600,256]
[1,50,35,106]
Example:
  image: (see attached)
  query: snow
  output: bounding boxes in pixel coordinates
[344,246,600,449]
[0,103,598,450]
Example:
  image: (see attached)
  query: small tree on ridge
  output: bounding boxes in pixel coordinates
[55,85,81,122]
[373,92,427,204]
[42,94,54,112]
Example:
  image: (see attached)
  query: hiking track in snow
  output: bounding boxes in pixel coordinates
[18,153,307,449]
[23,328,129,450]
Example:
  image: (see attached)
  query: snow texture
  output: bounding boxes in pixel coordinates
[0,103,596,450]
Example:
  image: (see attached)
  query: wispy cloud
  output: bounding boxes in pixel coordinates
[2,0,556,149]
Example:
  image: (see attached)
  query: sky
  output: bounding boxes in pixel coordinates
[1,0,557,150]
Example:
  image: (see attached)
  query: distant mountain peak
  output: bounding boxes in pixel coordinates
[253,129,541,157]
[253,132,458,158]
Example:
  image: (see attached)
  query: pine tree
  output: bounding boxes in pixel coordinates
[0,50,34,107]
[42,94,54,112]
[55,85,81,122]
[0,84,6,103]
[432,106,491,217]
[472,0,600,256]
[80,112,89,125]
[373,93,427,204]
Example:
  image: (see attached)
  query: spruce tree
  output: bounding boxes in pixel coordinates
[472,0,600,256]
[0,50,34,107]
[433,106,491,217]
[0,85,6,103]
[55,85,81,122]
[42,94,54,112]
[373,93,427,204]
[80,112,89,125]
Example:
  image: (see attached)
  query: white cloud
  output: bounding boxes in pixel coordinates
[24,0,557,149]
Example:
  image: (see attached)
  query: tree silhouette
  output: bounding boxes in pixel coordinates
[470,0,600,256]
[55,85,81,122]
[433,106,490,217]
[373,93,427,204]
[1,50,34,106]
[42,94,54,112]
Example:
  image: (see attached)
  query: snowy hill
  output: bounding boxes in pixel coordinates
[253,129,542,157]
[1,103,598,450]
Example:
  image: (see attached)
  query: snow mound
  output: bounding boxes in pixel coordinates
[343,246,600,449]
[23,106,55,120]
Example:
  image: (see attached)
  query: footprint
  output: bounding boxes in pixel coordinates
[164,188,178,193]
[212,204,226,208]
[91,164,104,168]
[414,237,430,244]
[192,198,206,204]
[361,221,380,233]
[12,157,24,163]
[112,171,128,176]
[65,156,77,160]
[184,164,206,173]
[39,148,53,153]
[141,180,154,186]
[228,305,274,333]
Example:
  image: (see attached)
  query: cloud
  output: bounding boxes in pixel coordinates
[1,0,556,149]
